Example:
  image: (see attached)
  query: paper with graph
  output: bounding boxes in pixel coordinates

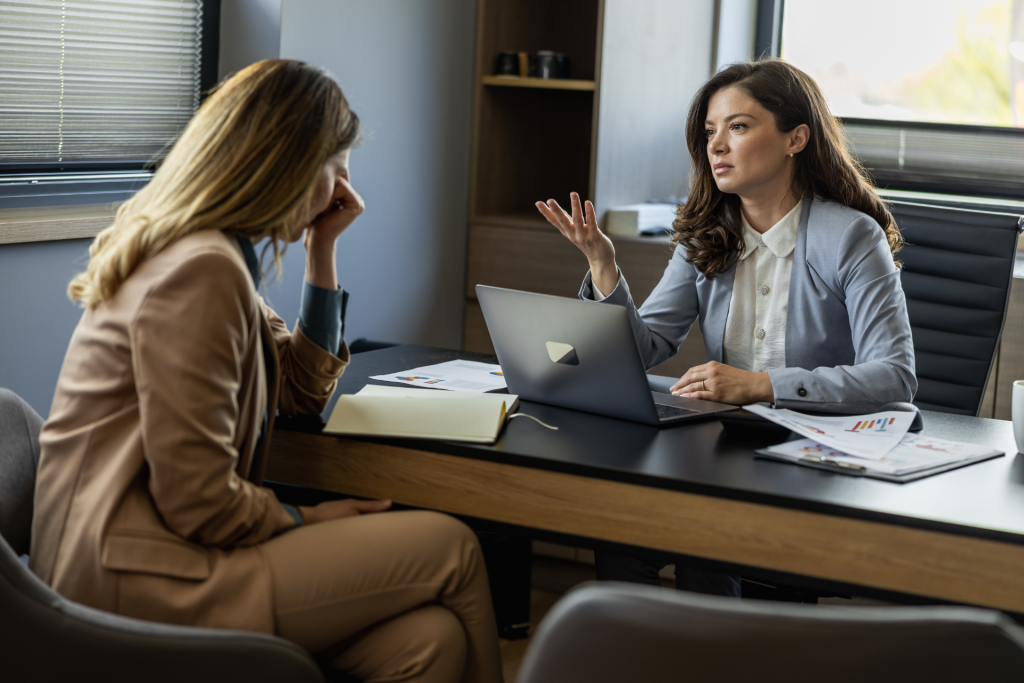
[370,360,507,393]
[743,404,916,460]
[759,436,1000,476]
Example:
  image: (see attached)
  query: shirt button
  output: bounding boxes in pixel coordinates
[798,387,808,397]
[755,328,766,340]
[758,284,770,295]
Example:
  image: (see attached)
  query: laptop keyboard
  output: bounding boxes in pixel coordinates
[655,403,700,419]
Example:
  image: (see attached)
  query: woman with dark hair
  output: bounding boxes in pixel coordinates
[536,59,916,594]
[33,60,502,683]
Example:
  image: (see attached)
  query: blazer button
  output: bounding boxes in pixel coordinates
[798,387,808,397]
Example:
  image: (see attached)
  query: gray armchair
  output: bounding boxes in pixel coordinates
[0,388,327,683]
[517,583,1024,683]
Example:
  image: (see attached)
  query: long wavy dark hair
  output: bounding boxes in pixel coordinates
[673,59,901,278]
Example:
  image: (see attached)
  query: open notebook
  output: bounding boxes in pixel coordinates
[324,385,521,444]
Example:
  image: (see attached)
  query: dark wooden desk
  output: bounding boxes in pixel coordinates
[268,345,1024,614]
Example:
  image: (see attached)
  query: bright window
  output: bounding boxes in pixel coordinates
[783,0,1019,128]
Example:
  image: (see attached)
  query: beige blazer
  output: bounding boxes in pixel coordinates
[31,230,348,633]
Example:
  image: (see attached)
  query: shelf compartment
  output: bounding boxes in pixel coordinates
[482,76,595,91]
[472,86,594,217]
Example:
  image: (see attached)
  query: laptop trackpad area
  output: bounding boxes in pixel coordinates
[655,402,700,419]
[652,391,735,414]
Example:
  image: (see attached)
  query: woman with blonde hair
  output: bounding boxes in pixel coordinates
[31,59,503,683]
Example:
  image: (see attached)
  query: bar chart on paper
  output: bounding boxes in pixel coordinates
[744,405,916,460]
[846,417,897,433]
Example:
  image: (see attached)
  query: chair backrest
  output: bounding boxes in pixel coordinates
[890,201,1022,415]
[517,584,1024,683]
[0,388,329,682]
[0,388,43,556]
[0,517,325,683]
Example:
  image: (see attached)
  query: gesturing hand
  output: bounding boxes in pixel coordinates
[536,192,619,296]
[298,498,392,525]
[671,361,774,405]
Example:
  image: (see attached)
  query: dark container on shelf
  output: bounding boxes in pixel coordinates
[494,51,520,76]
[529,51,570,79]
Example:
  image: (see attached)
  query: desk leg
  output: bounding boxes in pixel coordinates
[477,532,532,640]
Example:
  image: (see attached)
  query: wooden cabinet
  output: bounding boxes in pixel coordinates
[463,0,715,379]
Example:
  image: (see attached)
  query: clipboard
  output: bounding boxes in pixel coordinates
[754,447,1004,483]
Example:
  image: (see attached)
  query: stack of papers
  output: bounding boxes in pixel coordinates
[744,404,916,459]
[760,436,1000,477]
[604,203,678,237]
[370,360,507,393]
[744,404,1003,480]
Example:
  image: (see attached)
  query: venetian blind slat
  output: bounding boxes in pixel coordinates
[0,0,203,166]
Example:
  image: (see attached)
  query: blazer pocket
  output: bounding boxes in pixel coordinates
[101,533,211,581]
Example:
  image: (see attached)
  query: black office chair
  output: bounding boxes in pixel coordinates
[517,583,1024,683]
[0,388,328,683]
[889,200,1023,415]
[748,200,1024,603]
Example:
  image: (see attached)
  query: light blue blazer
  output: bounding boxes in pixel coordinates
[580,196,917,412]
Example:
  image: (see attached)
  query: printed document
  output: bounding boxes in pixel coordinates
[761,435,1001,476]
[370,360,507,393]
[743,404,916,460]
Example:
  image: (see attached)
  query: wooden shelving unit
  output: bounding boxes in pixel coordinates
[481,75,596,91]
[462,0,713,378]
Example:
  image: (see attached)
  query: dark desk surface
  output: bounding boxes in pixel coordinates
[314,345,1024,546]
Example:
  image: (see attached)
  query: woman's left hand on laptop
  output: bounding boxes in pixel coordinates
[671,361,773,405]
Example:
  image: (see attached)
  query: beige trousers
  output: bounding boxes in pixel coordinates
[261,510,504,683]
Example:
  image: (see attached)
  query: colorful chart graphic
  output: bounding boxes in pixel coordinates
[797,443,843,457]
[845,417,895,433]
[913,442,951,453]
[395,376,430,381]
[424,379,445,385]
[490,371,504,377]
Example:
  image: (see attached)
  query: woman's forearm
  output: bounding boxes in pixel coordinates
[305,236,338,290]
[590,261,620,298]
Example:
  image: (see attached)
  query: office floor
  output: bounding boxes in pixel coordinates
[499,555,898,682]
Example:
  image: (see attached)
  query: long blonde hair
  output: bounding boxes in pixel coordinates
[69,59,360,308]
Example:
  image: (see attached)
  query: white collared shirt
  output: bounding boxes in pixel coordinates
[722,199,802,373]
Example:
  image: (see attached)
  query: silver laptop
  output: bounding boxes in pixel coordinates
[476,285,737,426]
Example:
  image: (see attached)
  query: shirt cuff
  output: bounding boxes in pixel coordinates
[587,269,622,301]
[281,503,303,527]
[298,280,347,356]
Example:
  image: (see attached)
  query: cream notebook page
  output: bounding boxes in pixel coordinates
[324,385,519,443]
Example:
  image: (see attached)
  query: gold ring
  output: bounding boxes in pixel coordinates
[701,379,706,392]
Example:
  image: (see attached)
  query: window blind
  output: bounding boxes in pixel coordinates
[844,121,1024,198]
[0,0,203,169]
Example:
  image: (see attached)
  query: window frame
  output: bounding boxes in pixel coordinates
[0,0,221,212]
[768,0,1024,200]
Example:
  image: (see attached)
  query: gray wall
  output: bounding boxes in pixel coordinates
[0,239,91,417]
[217,0,281,79]
[276,0,476,351]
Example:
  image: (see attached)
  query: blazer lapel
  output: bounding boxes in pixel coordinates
[784,196,814,368]
[249,313,280,486]
[703,266,735,364]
